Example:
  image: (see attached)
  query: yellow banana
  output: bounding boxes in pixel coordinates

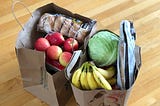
[92,66,112,90]
[71,68,82,89]
[71,62,87,89]
[80,64,90,90]
[86,65,99,90]
[96,66,116,79]
[107,77,117,86]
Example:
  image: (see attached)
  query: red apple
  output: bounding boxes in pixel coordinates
[59,52,72,67]
[45,32,65,46]
[63,38,79,52]
[46,59,65,71]
[34,38,50,51]
[46,45,62,60]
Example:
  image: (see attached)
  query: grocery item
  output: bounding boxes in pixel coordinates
[45,32,65,46]
[80,64,90,90]
[96,66,116,79]
[54,15,65,32]
[63,38,79,52]
[60,18,72,35]
[71,63,85,89]
[34,37,50,51]
[59,52,72,67]
[71,62,115,90]
[92,65,112,90]
[37,13,93,43]
[107,77,117,85]
[46,45,62,60]
[34,31,80,72]
[86,65,99,90]
[88,30,119,67]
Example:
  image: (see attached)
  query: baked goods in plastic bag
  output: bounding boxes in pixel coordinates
[37,13,93,43]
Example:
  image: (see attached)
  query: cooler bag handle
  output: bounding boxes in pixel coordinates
[117,20,141,90]
[11,0,33,30]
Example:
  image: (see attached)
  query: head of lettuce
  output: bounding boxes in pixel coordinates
[88,30,119,67]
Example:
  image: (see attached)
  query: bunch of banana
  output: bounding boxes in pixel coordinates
[96,66,117,86]
[71,62,117,90]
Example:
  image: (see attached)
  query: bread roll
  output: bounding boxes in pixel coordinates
[68,22,81,38]
[37,13,55,33]
[60,18,72,36]
[53,15,65,32]
[76,28,88,43]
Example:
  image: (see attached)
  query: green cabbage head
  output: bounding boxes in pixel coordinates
[88,30,119,67]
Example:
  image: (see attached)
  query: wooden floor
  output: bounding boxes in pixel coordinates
[0,0,160,106]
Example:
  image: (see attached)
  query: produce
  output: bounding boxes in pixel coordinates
[59,52,72,67]
[88,31,119,67]
[71,62,115,90]
[34,38,50,51]
[107,77,117,86]
[86,65,99,90]
[34,31,80,72]
[96,66,116,79]
[46,59,65,71]
[92,66,112,90]
[46,45,62,60]
[80,64,90,90]
[63,38,79,52]
[71,63,85,89]
[45,32,65,46]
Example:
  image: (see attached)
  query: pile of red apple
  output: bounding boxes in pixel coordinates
[34,32,79,71]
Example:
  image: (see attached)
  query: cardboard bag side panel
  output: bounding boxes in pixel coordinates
[15,43,60,105]
[71,84,108,106]
[15,48,60,105]
[15,48,45,87]
[90,90,127,106]
[71,85,127,106]
[52,71,73,106]
[24,73,59,106]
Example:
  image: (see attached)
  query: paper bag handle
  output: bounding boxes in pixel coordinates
[11,0,33,30]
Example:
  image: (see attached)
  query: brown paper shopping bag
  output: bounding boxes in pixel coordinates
[67,46,140,106]
[14,1,96,106]
[65,28,141,106]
